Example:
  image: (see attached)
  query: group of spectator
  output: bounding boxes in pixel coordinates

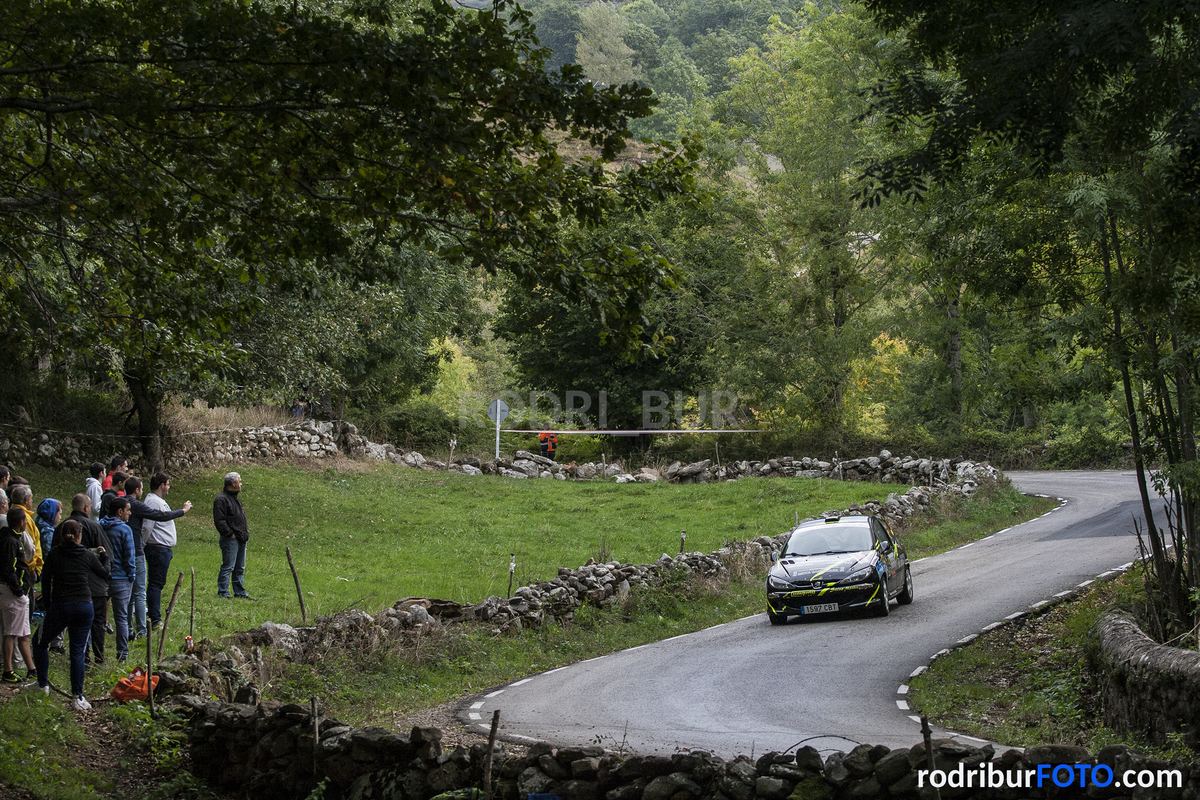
[0,456,250,712]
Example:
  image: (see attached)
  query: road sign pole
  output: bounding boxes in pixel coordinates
[487,398,510,461]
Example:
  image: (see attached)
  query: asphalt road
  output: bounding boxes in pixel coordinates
[462,471,1149,757]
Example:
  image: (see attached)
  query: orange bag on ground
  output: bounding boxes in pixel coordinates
[110,667,160,702]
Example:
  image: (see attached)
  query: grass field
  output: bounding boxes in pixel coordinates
[0,460,1057,798]
[19,459,913,640]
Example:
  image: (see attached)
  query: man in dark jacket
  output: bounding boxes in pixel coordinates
[56,494,111,664]
[0,508,35,683]
[213,472,251,599]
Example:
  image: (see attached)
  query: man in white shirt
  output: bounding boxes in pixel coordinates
[84,462,105,521]
[141,473,192,629]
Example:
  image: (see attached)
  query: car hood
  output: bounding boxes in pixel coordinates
[769,551,875,582]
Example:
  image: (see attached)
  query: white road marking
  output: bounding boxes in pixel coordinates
[897,685,909,695]
[543,666,568,674]
[909,715,921,723]
[485,690,505,698]
[956,634,977,646]
[469,712,481,720]
[1098,571,1116,578]
[1005,612,1025,620]
[1077,580,1094,588]
[897,700,909,710]
[909,666,927,678]
[958,735,988,744]
[1119,562,1134,570]
[1054,591,1072,598]
[1031,600,1050,609]
[932,649,950,659]
[470,702,484,710]
[960,543,974,549]
[510,678,533,687]
[982,622,1003,632]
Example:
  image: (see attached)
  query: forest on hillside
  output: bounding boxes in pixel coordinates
[2,0,1196,483]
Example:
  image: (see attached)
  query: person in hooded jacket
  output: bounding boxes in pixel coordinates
[34,498,64,653]
[30,519,108,710]
[99,497,135,661]
[36,498,61,554]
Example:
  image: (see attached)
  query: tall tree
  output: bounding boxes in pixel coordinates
[863,0,1200,636]
[0,0,696,467]
[526,0,583,71]
[576,2,641,87]
[714,3,902,429]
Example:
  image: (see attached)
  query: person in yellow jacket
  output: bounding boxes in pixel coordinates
[8,485,42,579]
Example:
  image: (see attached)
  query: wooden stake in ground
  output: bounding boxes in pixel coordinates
[311,696,320,777]
[146,623,155,717]
[157,572,185,660]
[189,566,196,641]
[483,709,500,800]
[507,554,515,598]
[287,546,307,624]
[679,530,686,555]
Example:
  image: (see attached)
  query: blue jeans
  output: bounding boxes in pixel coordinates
[144,545,173,627]
[109,580,134,660]
[33,601,93,697]
[127,554,147,638]
[218,536,247,596]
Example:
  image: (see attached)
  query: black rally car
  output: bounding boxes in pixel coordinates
[766,515,913,624]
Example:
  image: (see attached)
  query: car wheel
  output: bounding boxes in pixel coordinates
[768,607,787,625]
[873,583,891,617]
[897,567,914,605]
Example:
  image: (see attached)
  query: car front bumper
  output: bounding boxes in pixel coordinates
[767,580,885,614]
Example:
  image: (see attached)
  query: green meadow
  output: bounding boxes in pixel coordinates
[21,460,914,641]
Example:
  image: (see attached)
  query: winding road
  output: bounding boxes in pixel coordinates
[460,471,1149,757]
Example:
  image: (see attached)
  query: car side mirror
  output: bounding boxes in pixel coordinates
[880,540,892,554]
[772,550,780,563]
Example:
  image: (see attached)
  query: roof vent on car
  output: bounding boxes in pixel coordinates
[823,516,841,523]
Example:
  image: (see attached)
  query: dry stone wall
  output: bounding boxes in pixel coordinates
[2,418,1000,503]
[1090,610,1200,749]
[177,695,1194,800]
[0,426,148,473]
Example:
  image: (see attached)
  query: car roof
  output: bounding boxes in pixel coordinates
[794,514,874,529]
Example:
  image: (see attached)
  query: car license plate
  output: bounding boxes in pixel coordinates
[800,602,838,615]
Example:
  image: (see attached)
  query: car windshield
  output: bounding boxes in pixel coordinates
[783,524,873,557]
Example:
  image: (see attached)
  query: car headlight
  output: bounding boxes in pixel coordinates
[837,566,874,585]
[767,575,791,591]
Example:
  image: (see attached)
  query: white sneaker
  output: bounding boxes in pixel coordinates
[72,695,91,711]
[20,682,48,696]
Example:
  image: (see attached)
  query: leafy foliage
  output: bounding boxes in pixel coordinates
[0,0,697,466]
